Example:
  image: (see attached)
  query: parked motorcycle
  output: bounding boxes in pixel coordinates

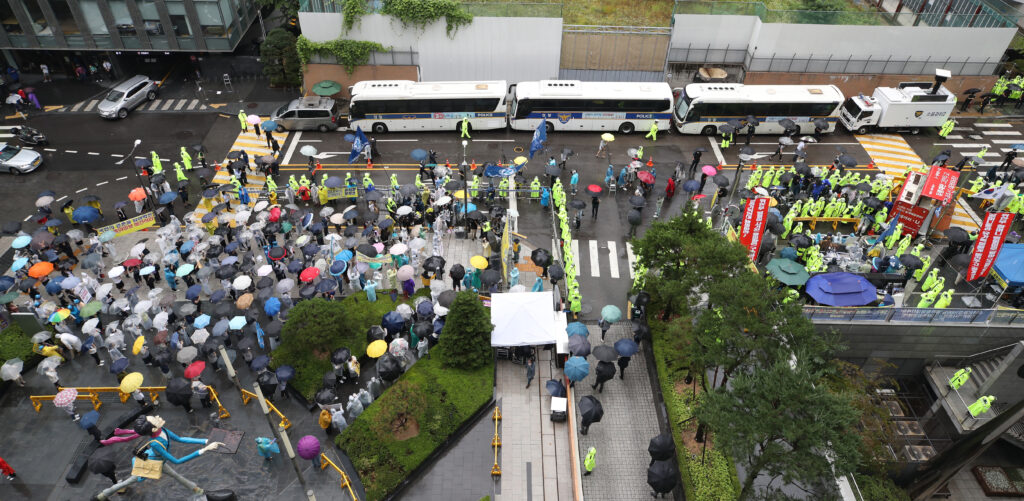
[9,126,48,146]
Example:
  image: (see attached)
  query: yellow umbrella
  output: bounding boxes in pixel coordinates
[367,340,387,358]
[513,156,528,166]
[470,255,488,269]
[119,372,144,393]
[769,197,778,207]
[132,336,146,355]
[236,293,254,309]
[601,133,615,142]
[452,190,468,199]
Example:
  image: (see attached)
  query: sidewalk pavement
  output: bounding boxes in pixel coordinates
[575,323,663,501]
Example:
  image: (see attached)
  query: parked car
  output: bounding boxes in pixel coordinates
[97,75,159,119]
[270,96,342,132]
[0,143,42,174]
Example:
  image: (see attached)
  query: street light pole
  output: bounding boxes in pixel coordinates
[462,140,468,163]
[115,139,150,212]
[253,383,315,500]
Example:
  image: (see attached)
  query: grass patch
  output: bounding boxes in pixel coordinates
[650,319,740,501]
[0,324,36,362]
[337,355,494,500]
[462,0,675,26]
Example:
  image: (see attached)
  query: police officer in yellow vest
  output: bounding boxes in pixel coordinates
[174,162,187,183]
[180,147,192,170]
[530,176,541,199]
[266,176,278,204]
[299,175,311,189]
[362,172,374,189]
[469,175,480,198]
[288,175,299,191]
[390,173,400,193]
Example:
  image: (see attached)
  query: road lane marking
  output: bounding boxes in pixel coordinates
[472,139,514,142]
[70,101,85,112]
[991,140,1024,144]
[709,137,725,166]
[83,100,98,112]
[160,100,175,111]
[76,188,87,193]
[375,139,419,142]
[571,239,580,276]
[174,100,187,111]
[95,181,108,186]
[56,195,67,202]
[607,241,619,278]
[282,131,302,165]
[66,150,78,153]
[187,99,199,110]
[44,148,56,152]
[625,242,636,279]
[88,152,100,156]
[588,240,600,277]
[116,176,128,180]
[146,99,160,110]
[22,215,31,221]
[975,123,1013,127]
[111,154,123,157]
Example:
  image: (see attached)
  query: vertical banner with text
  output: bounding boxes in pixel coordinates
[739,197,771,261]
[967,211,1015,281]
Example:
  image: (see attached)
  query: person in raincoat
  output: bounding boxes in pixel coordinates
[151,151,163,174]
[949,367,971,390]
[460,116,471,138]
[238,110,248,133]
[584,447,596,475]
[646,121,658,141]
[364,277,378,302]
[180,147,192,170]
[968,395,995,417]
[255,437,279,460]
[164,265,178,291]
[174,162,187,183]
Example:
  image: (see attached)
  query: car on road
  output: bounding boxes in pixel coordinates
[0,143,42,175]
[270,96,342,132]
[97,75,160,119]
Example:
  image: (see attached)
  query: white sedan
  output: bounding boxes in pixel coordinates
[0,143,42,175]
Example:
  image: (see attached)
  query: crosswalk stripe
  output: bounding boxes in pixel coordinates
[174,99,187,111]
[606,241,619,278]
[945,135,963,140]
[981,130,1021,136]
[588,240,600,278]
[161,100,174,111]
[975,123,1013,127]
[625,242,636,279]
[991,140,1023,144]
[83,100,98,112]
[146,99,160,110]
[70,101,85,112]
[187,99,199,110]
[947,143,990,148]
[570,239,580,276]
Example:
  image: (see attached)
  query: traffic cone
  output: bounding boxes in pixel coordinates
[867,161,874,170]
[646,158,654,167]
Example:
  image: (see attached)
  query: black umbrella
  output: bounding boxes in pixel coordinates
[548,263,565,281]
[399,184,419,197]
[794,162,811,176]
[569,335,591,357]
[591,345,617,363]
[726,118,744,130]
[718,123,736,134]
[449,264,466,281]
[299,284,316,299]
[838,154,857,168]
[712,174,730,187]
[739,145,755,156]
[257,276,274,289]
[545,379,566,397]
[898,254,923,270]
[88,446,121,475]
[862,197,883,210]
[257,371,279,392]
[437,290,457,308]
[945,227,969,243]
[445,180,464,191]
[322,371,337,389]
[2,221,22,234]
[570,199,587,210]
[779,172,796,184]
[268,247,287,260]
[789,234,813,248]
[855,181,872,192]
[545,165,562,177]
[964,88,982,95]
[316,279,337,293]
[215,266,237,279]
[578,395,604,425]
[648,460,679,494]
[480,269,501,286]
[423,255,446,272]
[950,253,971,269]
[777,118,796,130]
[743,115,760,126]
[466,210,486,221]
[266,320,282,335]
[737,189,755,200]
[627,209,642,226]
[813,117,829,130]
[628,195,646,207]
[357,244,378,257]
[377,353,402,382]
[531,249,552,267]
[364,191,382,202]
[648,433,676,461]
[412,321,433,339]
[366,325,385,342]
[315,388,337,405]
[165,377,192,406]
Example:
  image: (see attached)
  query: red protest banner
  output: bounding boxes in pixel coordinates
[967,211,1015,281]
[889,201,930,236]
[920,166,960,204]
[739,197,771,261]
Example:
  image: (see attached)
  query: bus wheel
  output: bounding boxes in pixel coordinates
[909,127,920,135]
[701,125,716,136]
[372,123,388,134]
[618,122,635,134]
[545,121,554,134]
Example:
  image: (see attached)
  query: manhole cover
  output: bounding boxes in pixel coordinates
[247,102,259,109]
[580,303,593,314]
[174,130,195,140]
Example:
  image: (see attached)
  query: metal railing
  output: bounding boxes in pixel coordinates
[803,306,1024,324]
[490,406,502,476]
[299,0,561,17]
[318,452,359,500]
[672,0,1020,27]
[308,49,419,67]
[563,24,671,34]
[240,388,292,430]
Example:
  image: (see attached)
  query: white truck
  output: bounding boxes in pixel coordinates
[839,69,956,135]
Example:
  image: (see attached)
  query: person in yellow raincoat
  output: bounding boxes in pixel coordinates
[180,147,192,170]
[151,151,163,174]
[317,185,329,205]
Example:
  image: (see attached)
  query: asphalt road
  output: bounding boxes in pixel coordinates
[5,114,1024,315]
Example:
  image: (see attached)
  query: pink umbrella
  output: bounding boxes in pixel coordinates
[53,388,78,407]
[296,435,321,460]
[396,265,415,281]
[246,114,262,125]
[372,242,384,254]
[701,165,718,176]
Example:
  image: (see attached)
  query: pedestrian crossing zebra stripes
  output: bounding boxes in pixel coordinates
[950,198,982,232]
[61,98,212,113]
[220,117,288,167]
[0,125,16,139]
[549,238,638,279]
[855,133,924,178]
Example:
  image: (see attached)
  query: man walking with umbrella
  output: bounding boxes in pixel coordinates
[689,149,702,177]
[591,360,615,392]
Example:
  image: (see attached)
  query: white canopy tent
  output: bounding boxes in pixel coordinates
[489,291,568,347]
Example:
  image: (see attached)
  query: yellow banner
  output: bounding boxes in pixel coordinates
[327,187,359,200]
[355,251,392,264]
[96,212,156,237]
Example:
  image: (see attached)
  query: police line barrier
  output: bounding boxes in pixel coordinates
[802,306,1024,325]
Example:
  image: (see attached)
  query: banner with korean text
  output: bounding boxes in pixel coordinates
[921,166,959,203]
[967,211,1015,281]
[95,212,155,237]
[739,197,771,261]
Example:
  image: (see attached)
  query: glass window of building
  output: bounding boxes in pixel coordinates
[137,0,163,35]
[107,0,134,36]
[195,0,225,36]
[18,0,49,35]
[165,0,191,36]
[49,0,81,35]
[0,1,23,35]
[77,0,109,34]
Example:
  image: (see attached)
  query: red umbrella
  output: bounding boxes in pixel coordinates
[691,194,707,200]
[701,165,718,176]
[300,267,320,282]
[27,261,54,278]
[637,171,655,184]
[184,360,206,379]
[128,187,147,201]
[269,207,281,222]
[586,184,602,194]
[123,258,142,268]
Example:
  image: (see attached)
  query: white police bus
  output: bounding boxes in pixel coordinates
[508,80,673,134]
[347,80,508,134]
[673,83,845,135]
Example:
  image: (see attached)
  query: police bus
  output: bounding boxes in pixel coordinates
[673,83,845,135]
[347,80,508,134]
[508,80,673,134]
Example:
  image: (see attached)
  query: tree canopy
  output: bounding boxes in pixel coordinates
[260,28,301,87]
[280,297,358,352]
[436,291,493,370]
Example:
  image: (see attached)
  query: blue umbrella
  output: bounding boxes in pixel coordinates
[329,260,347,276]
[458,202,477,213]
[261,120,278,132]
[276,365,295,382]
[780,247,799,261]
[110,357,129,374]
[229,315,247,330]
[344,133,356,143]
[210,290,226,303]
[1012,144,1024,150]
[135,158,152,168]
[545,379,566,397]
[287,260,303,273]
[0,275,15,292]
[382,311,404,334]
[45,219,63,228]
[212,318,230,336]
[158,191,178,204]
[79,410,100,429]
[251,355,270,371]
[72,206,101,224]
[11,235,31,249]
[225,241,239,253]
[566,322,588,337]
[614,338,639,357]
[180,240,195,254]
[805,272,877,307]
[185,284,203,300]
[264,297,281,316]
[255,322,266,349]
[411,149,428,161]
[45,280,62,295]
[683,180,700,192]
[42,249,59,262]
[324,177,343,188]
[416,301,433,318]
[193,314,211,328]
[564,356,590,382]
[335,250,354,262]
[600,305,621,323]
[11,257,28,272]
[98,230,116,242]
[433,318,445,333]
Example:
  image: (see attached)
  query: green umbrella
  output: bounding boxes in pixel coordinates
[311,80,342,96]
[765,258,810,286]
[80,301,103,318]
[0,292,19,304]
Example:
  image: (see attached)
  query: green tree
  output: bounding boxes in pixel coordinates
[696,353,863,500]
[633,211,749,319]
[260,27,301,87]
[280,298,358,352]
[436,291,493,370]
[254,0,299,20]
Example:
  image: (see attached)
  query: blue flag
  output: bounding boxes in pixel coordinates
[255,322,266,350]
[878,214,900,244]
[529,120,546,159]
[349,126,369,164]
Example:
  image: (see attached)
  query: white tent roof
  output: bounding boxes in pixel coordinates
[490,291,568,347]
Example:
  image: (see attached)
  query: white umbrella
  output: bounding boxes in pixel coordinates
[95,283,113,299]
[129,243,147,257]
[31,331,51,343]
[253,200,269,212]
[176,346,198,364]
[111,298,129,312]
[36,356,61,374]
[300,145,318,157]
[65,229,84,241]
[147,288,164,300]
[257,265,273,277]
[82,318,100,333]
[133,300,153,314]
[233,275,252,290]
[433,196,451,206]
[389,337,409,356]
[191,328,210,345]
[329,213,345,225]
[1,358,24,381]
[390,243,408,255]
[58,333,82,351]
[152,311,169,330]
[409,238,426,250]
[396,303,413,320]
[235,211,251,224]
[295,234,309,246]
[396,206,413,216]
[433,304,449,316]
[276,278,295,293]
[108,266,125,278]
